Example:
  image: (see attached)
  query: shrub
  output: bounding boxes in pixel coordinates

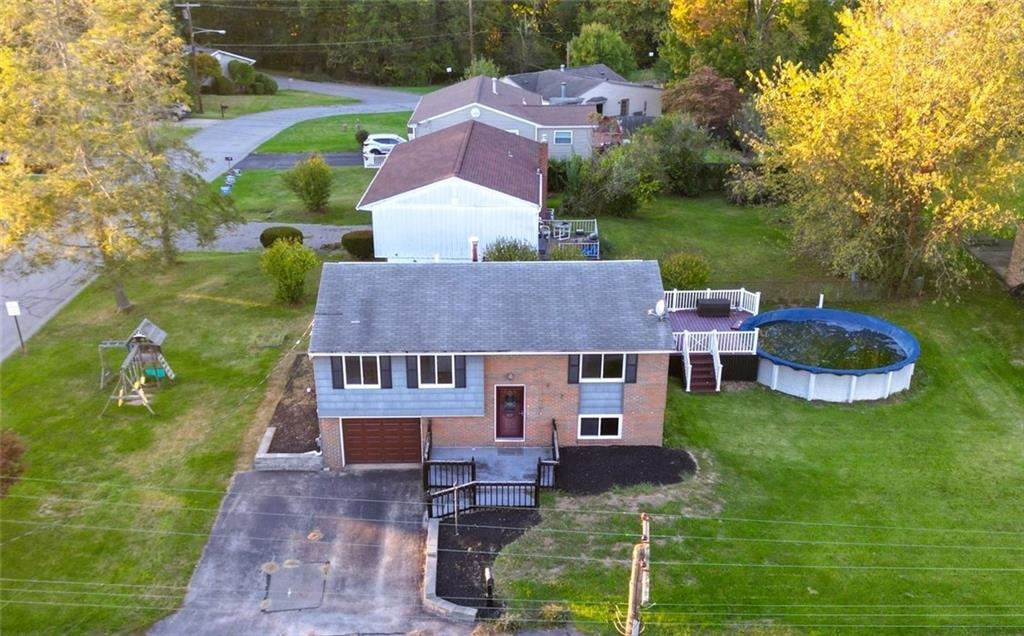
[483,237,538,261]
[696,162,733,193]
[251,81,265,95]
[259,226,304,248]
[462,55,500,80]
[194,52,222,85]
[633,114,711,196]
[260,239,319,304]
[281,154,332,213]
[547,244,586,260]
[0,430,26,496]
[213,75,236,95]
[341,229,374,260]
[725,164,773,206]
[355,128,369,146]
[227,60,255,89]
[563,145,661,218]
[660,252,711,290]
[254,72,278,94]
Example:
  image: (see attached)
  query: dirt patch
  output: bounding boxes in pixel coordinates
[266,355,319,453]
[557,446,696,495]
[437,509,542,615]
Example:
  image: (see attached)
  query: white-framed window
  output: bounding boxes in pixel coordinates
[578,414,622,439]
[553,130,573,145]
[343,355,380,388]
[418,354,455,388]
[580,353,625,382]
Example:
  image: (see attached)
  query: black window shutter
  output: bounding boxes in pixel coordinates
[331,357,345,389]
[625,354,638,383]
[379,356,392,389]
[454,356,467,388]
[567,354,580,384]
[405,356,419,389]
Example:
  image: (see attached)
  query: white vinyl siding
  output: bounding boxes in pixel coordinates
[553,130,573,145]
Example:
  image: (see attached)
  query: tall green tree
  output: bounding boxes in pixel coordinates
[568,23,637,76]
[579,0,669,64]
[756,0,1024,293]
[0,0,237,311]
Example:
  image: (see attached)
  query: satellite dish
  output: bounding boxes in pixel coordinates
[655,298,666,317]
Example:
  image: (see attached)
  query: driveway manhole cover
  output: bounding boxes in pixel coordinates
[262,561,329,613]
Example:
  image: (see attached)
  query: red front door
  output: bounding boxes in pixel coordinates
[495,386,525,440]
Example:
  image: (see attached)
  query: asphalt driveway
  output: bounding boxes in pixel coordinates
[150,470,464,635]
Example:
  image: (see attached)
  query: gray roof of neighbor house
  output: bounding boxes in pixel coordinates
[357,121,544,208]
[409,75,595,127]
[310,261,675,354]
[506,66,661,100]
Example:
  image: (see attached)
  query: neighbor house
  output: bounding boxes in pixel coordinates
[503,63,663,117]
[309,260,674,473]
[193,46,256,82]
[407,75,598,159]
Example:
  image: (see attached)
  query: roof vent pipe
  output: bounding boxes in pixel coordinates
[491,77,497,94]
[560,82,567,98]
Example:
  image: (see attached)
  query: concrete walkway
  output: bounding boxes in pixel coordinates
[1,80,416,361]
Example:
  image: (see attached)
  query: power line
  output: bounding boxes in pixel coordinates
[8,475,1023,536]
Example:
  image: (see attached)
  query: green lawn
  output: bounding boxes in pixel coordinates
[254,111,412,154]
[155,124,200,144]
[0,252,322,634]
[214,166,373,225]
[190,90,357,119]
[494,196,1024,633]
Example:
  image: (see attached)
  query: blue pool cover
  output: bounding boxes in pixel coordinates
[739,308,921,376]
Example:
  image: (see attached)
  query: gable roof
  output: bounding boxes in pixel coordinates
[357,121,543,209]
[310,261,675,354]
[410,75,596,127]
[505,66,660,100]
[192,46,256,65]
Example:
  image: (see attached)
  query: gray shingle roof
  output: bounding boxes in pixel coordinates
[505,67,661,100]
[310,261,674,354]
[357,121,544,208]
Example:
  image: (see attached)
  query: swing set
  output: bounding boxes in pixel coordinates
[98,319,176,416]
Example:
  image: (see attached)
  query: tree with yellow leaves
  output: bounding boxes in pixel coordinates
[0,0,236,312]
[755,0,1024,293]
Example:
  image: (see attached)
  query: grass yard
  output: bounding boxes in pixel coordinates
[494,196,1024,633]
[155,123,200,144]
[190,89,357,119]
[0,252,323,634]
[254,111,412,154]
[213,166,373,225]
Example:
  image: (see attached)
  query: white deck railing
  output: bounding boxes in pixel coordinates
[540,218,599,241]
[674,328,759,355]
[709,332,723,392]
[664,288,761,315]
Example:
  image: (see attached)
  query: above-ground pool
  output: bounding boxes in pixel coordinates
[740,308,920,402]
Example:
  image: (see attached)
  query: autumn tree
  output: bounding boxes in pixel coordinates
[663,66,742,137]
[0,0,237,311]
[755,0,1024,293]
[568,23,636,77]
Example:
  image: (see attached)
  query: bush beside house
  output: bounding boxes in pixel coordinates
[341,230,374,260]
[259,226,304,248]
[260,239,318,304]
[483,238,538,261]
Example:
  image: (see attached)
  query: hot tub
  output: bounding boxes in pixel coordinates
[740,308,920,403]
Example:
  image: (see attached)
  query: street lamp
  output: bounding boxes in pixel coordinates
[176,4,225,115]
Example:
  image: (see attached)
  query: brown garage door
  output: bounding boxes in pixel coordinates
[343,418,421,464]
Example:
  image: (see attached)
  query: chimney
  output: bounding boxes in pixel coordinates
[469,236,479,262]
[491,77,497,94]
[560,82,567,98]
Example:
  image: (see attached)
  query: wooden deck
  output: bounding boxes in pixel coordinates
[668,309,754,333]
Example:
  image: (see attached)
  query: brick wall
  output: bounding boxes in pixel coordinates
[431,354,669,448]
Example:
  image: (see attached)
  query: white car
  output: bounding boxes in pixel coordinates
[362,134,406,155]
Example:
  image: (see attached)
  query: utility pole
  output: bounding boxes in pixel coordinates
[176,3,203,114]
[467,0,475,62]
[565,40,571,69]
[618,513,651,636]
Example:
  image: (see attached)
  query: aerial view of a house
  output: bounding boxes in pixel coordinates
[309,260,673,469]
[3,1,1022,635]
[504,63,663,117]
[407,75,598,158]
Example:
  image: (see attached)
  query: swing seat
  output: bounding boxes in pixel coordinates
[144,368,167,379]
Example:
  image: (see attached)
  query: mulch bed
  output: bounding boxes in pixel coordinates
[436,508,541,616]
[266,355,319,453]
[556,446,696,495]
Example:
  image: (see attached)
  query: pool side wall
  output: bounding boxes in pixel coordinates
[757,359,915,403]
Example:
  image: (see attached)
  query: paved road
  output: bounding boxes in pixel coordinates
[1,80,416,361]
[150,470,464,636]
[234,151,362,171]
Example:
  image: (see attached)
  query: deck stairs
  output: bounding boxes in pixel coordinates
[686,353,719,393]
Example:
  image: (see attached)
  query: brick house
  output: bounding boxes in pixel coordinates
[309,260,674,471]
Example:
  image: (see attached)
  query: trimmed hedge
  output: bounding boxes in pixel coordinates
[213,75,236,95]
[342,230,374,260]
[254,72,278,95]
[259,226,303,248]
